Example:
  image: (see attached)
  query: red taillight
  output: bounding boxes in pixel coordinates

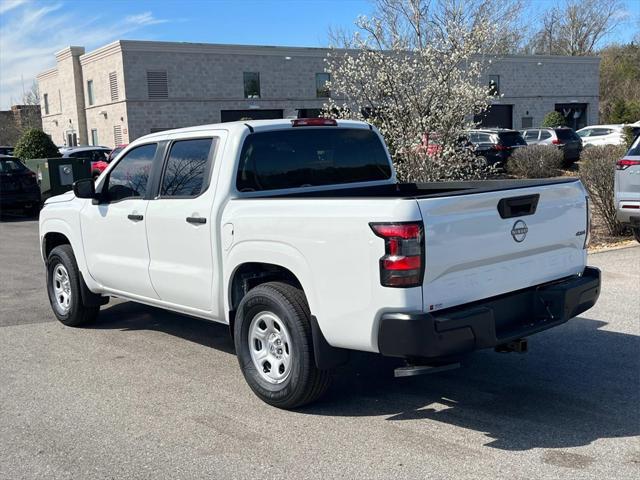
[291,118,338,127]
[370,222,424,288]
[551,139,563,145]
[616,158,640,170]
[494,144,508,151]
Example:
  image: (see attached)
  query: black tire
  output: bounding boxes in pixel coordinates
[234,282,331,409]
[46,244,99,327]
[633,227,640,244]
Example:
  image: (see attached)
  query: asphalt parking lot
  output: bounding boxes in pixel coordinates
[1,217,638,480]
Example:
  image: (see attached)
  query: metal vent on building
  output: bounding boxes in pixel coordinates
[113,125,123,146]
[109,72,119,102]
[147,70,168,99]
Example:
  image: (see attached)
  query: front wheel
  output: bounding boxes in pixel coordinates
[234,282,331,409]
[46,245,99,326]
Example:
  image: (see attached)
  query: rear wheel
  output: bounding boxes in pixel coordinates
[46,245,99,326]
[234,282,331,409]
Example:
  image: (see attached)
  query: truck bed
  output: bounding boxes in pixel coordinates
[261,178,580,199]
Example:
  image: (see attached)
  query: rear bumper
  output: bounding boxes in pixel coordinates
[378,267,601,359]
[616,201,640,224]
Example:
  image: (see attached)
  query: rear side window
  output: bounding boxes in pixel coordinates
[627,136,640,156]
[236,128,392,192]
[160,138,214,197]
[498,131,526,146]
[540,130,552,140]
[108,143,157,201]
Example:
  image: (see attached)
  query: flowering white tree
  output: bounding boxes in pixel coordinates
[325,0,522,182]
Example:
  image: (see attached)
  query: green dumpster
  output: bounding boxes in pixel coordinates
[24,157,92,201]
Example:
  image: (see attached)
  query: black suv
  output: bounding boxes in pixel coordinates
[466,129,527,169]
[0,156,41,216]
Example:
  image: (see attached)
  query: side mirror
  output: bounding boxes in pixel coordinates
[72,178,96,199]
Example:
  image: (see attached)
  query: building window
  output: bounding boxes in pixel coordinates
[109,72,119,102]
[521,116,533,129]
[316,73,330,98]
[91,129,99,146]
[147,70,168,99]
[488,75,500,96]
[113,125,123,145]
[43,93,49,115]
[87,80,95,106]
[243,72,260,99]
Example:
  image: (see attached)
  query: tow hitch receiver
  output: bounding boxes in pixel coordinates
[394,362,461,378]
[495,338,528,353]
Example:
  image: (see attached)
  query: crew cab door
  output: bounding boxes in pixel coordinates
[80,143,160,299]
[145,135,223,312]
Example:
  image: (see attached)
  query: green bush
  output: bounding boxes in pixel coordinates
[541,111,566,128]
[507,145,563,178]
[579,145,628,237]
[13,128,60,160]
[608,99,640,124]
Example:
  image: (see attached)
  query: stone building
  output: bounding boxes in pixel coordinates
[0,104,42,146]
[36,40,600,148]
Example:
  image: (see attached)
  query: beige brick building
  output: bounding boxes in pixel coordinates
[37,40,600,148]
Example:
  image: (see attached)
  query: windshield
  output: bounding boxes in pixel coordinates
[236,128,392,192]
[0,158,27,173]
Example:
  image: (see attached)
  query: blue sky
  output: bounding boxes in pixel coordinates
[1,0,638,108]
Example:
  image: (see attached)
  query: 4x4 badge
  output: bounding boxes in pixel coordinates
[511,220,528,242]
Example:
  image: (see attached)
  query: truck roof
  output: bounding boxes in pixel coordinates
[137,118,372,143]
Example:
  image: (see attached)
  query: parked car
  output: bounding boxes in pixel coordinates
[466,129,526,168]
[0,146,15,156]
[108,144,128,162]
[60,146,111,178]
[39,118,600,408]
[0,155,41,216]
[614,134,640,242]
[521,127,583,165]
[576,124,627,147]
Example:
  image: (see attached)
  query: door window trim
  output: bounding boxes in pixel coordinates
[154,136,219,200]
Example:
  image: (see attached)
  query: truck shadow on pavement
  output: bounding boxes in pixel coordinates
[90,300,236,355]
[306,316,640,452]
[90,304,639,452]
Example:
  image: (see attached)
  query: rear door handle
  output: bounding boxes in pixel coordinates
[186,216,207,225]
[127,214,144,221]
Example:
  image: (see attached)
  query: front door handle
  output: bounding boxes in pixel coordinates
[127,214,144,221]
[186,216,207,225]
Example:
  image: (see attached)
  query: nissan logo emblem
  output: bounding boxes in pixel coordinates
[511,220,528,242]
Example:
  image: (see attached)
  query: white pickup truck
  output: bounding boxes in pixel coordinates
[39,118,600,408]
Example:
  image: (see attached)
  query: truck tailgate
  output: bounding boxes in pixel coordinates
[418,180,588,312]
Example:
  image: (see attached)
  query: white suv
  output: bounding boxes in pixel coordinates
[577,125,626,147]
[615,135,640,242]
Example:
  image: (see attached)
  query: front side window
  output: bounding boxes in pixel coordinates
[107,143,157,201]
[524,130,539,141]
[87,80,94,106]
[161,138,214,197]
[237,128,391,192]
[243,72,260,98]
[316,73,330,98]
